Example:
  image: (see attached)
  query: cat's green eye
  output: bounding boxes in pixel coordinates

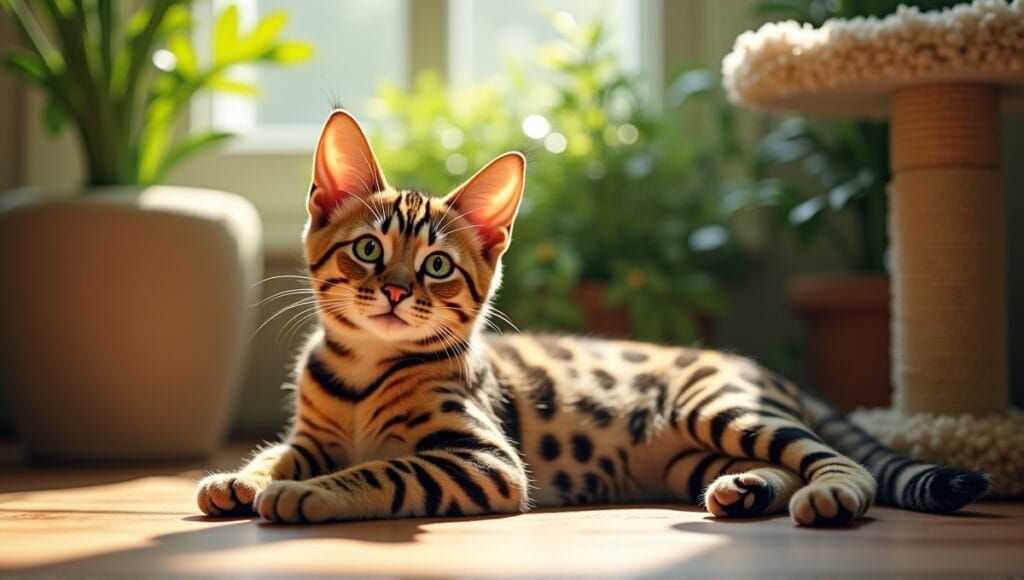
[354,236,383,263]
[423,252,453,278]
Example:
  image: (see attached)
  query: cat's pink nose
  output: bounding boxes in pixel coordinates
[382,284,411,305]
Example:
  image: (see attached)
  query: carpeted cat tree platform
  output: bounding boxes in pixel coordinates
[723,0,1024,498]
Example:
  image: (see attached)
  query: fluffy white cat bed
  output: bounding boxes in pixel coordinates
[723,0,1024,498]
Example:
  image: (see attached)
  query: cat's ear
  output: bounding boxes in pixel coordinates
[444,152,525,257]
[308,110,388,226]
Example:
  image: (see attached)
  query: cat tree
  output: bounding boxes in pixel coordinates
[723,0,1024,497]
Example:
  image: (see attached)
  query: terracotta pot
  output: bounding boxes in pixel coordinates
[576,282,633,338]
[575,282,713,342]
[788,274,891,412]
[0,186,262,460]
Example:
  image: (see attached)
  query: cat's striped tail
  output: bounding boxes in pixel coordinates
[801,395,990,513]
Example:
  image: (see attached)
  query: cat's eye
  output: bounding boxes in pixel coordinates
[423,252,454,278]
[353,236,383,263]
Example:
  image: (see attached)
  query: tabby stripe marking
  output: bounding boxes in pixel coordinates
[421,454,491,510]
[758,397,803,420]
[494,371,523,452]
[767,426,824,465]
[384,467,406,514]
[688,454,721,503]
[318,277,347,293]
[377,413,411,435]
[306,342,467,403]
[685,384,746,440]
[289,442,321,477]
[360,469,382,489]
[407,412,433,428]
[310,239,357,271]
[295,432,337,472]
[799,451,839,479]
[453,264,483,303]
[670,366,721,420]
[416,429,515,466]
[410,462,443,516]
[708,406,787,449]
[662,449,703,478]
[324,337,353,357]
[454,451,512,498]
[299,391,348,437]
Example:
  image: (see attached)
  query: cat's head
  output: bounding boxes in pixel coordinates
[303,110,524,348]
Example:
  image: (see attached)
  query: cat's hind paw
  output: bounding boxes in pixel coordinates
[255,480,335,524]
[789,483,866,527]
[196,473,266,516]
[705,473,776,518]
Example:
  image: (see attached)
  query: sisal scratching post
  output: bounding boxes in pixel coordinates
[890,84,1008,417]
[723,0,1024,498]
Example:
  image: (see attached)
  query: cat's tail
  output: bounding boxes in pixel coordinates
[800,394,989,513]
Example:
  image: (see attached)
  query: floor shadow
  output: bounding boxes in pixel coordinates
[5,510,521,575]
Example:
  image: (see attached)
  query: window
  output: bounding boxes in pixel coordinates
[194,0,409,150]
[448,0,646,85]
[196,0,656,152]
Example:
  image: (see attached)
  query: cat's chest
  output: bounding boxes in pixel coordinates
[296,377,441,467]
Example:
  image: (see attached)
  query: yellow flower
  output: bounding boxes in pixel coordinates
[626,268,647,289]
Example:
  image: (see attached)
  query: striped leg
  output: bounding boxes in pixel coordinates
[196,439,324,516]
[663,450,799,517]
[254,450,528,523]
[673,376,876,526]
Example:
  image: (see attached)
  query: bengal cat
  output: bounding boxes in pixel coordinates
[197,110,988,526]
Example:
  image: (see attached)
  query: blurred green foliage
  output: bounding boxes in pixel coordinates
[747,0,964,273]
[1,0,312,186]
[368,13,751,343]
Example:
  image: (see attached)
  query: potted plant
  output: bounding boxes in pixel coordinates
[0,0,311,460]
[367,14,750,344]
[748,0,962,411]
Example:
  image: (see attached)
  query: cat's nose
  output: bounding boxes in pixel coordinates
[382,283,411,305]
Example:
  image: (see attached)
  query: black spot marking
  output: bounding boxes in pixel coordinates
[571,434,593,463]
[622,350,648,363]
[674,350,698,368]
[553,471,573,493]
[598,456,616,477]
[592,369,616,390]
[539,434,561,461]
[584,472,600,495]
[526,367,557,420]
[537,336,574,360]
[628,409,651,444]
[574,396,613,427]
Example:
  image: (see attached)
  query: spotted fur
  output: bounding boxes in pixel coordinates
[197,110,988,527]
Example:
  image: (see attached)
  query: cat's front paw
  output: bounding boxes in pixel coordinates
[255,480,336,524]
[789,483,865,527]
[705,473,775,518]
[196,473,267,516]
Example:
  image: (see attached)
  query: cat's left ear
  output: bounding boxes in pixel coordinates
[444,152,525,258]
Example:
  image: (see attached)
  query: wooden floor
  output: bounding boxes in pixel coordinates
[1,444,1022,578]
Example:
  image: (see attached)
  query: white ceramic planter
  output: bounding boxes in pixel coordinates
[0,186,262,461]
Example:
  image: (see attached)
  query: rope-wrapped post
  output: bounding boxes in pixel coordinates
[889,83,1008,416]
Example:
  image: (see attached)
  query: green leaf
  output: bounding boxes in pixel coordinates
[4,49,50,85]
[267,41,314,63]
[43,98,67,134]
[167,35,197,76]
[213,4,240,64]
[207,75,260,96]
[244,10,288,55]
